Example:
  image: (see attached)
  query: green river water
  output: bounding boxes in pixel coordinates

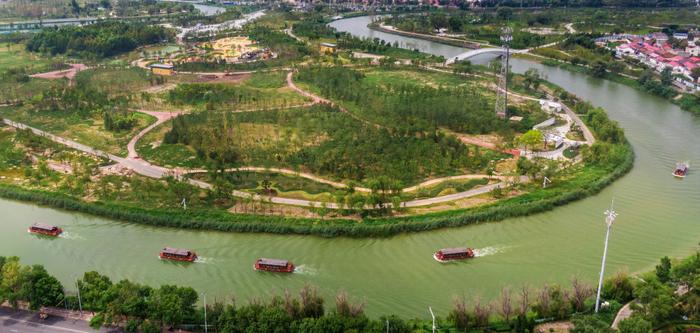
[1,16,700,318]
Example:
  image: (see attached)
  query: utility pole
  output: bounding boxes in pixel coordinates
[203,293,208,333]
[495,26,512,119]
[76,280,83,317]
[595,200,618,313]
[428,306,436,333]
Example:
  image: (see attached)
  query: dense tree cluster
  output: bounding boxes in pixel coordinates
[167,83,264,109]
[292,14,337,40]
[383,13,547,49]
[26,21,172,57]
[0,256,64,311]
[164,105,492,185]
[247,25,311,60]
[296,66,502,135]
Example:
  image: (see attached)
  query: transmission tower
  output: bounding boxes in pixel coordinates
[495,26,512,119]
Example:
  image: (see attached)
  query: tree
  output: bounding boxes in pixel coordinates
[570,277,593,313]
[691,67,700,81]
[78,271,113,311]
[571,315,614,333]
[618,314,652,333]
[518,130,543,152]
[602,271,635,303]
[448,297,470,332]
[522,69,542,90]
[634,279,675,325]
[149,285,198,328]
[70,0,81,14]
[22,265,64,310]
[656,256,672,283]
[0,256,24,307]
[660,67,673,86]
[498,287,513,323]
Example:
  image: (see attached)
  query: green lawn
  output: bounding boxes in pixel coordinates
[0,43,66,74]
[0,107,156,157]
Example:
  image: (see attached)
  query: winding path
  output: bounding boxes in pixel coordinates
[2,116,520,209]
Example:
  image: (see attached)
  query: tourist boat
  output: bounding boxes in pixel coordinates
[433,247,475,262]
[673,162,689,178]
[254,258,295,273]
[28,223,63,237]
[159,247,197,262]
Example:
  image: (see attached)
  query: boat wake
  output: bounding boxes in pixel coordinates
[59,232,84,240]
[293,265,318,276]
[473,246,505,257]
[194,257,214,264]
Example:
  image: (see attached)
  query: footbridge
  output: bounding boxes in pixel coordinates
[445,47,527,64]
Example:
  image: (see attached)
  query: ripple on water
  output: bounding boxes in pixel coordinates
[294,264,319,276]
[473,246,506,258]
[58,232,84,240]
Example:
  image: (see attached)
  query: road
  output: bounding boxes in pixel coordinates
[0,307,118,333]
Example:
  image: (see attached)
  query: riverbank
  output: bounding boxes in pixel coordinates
[0,131,633,237]
[369,19,700,116]
[527,56,700,116]
[367,22,483,49]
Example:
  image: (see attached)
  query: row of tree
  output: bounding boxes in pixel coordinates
[26,21,172,57]
[11,252,700,332]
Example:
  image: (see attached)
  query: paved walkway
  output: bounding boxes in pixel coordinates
[3,117,520,208]
[611,301,634,329]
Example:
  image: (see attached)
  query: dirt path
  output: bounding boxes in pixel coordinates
[285,71,383,129]
[30,64,88,86]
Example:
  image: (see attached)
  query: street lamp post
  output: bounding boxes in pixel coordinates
[428,306,436,333]
[595,201,618,313]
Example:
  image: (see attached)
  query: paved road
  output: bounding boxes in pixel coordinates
[0,308,118,333]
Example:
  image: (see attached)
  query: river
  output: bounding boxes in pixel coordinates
[2,15,700,318]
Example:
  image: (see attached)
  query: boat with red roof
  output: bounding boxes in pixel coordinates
[254,258,295,273]
[673,162,689,178]
[159,247,197,262]
[28,223,63,237]
[433,247,475,262]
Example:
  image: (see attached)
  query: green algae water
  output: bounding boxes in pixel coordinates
[2,15,700,318]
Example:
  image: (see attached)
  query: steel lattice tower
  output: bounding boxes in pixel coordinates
[495,27,512,119]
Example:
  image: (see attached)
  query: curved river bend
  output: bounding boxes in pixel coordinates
[2,15,700,317]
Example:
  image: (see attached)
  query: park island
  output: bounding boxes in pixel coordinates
[0,5,633,238]
[4,1,700,332]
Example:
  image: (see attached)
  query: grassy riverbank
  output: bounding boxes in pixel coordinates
[0,137,633,237]
[516,54,700,116]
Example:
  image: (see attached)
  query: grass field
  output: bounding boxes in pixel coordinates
[0,107,156,156]
[362,68,480,90]
[76,67,153,96]
[0,43,66,74]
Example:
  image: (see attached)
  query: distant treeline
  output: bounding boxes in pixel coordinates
[25,21,172,57]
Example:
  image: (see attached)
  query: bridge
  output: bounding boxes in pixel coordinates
[445,47,531,64]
